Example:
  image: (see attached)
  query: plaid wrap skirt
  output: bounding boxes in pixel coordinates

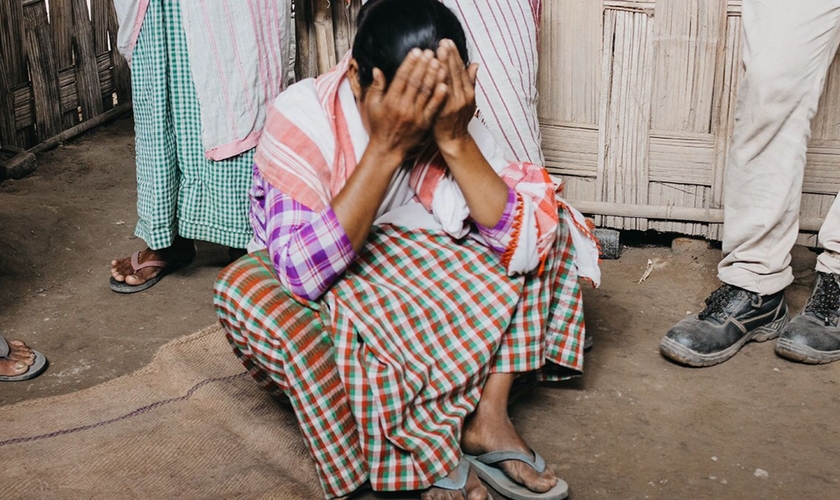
[214,224,585,498]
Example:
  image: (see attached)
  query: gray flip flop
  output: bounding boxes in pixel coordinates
[0,337,48,382]
[109,251,191,294]
[465,450,568,500]
[432,460,472,499]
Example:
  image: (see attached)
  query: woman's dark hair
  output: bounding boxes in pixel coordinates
[352,0,469,88]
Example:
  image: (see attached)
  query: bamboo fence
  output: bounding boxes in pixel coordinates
[6,0,839,242]
[294,0,363,80]
[296,0,840,242]
[0,0,131,152]
[540,0,840,243]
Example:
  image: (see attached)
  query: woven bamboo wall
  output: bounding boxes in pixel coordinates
[0,0,130,150]
[540,0,840,242]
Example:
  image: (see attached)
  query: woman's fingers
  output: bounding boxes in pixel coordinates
[443,40,467,101]
[462,62,478,108]
[467,63,479,87]
[374,42,473,137]
[436,43,452,85]
[423,82,449,127]
[422,58,442,98]
[396,49,434,107]
[415,57,442,114]
[436,42,460,101]
[389,48,422,98]
[448,40,473,93]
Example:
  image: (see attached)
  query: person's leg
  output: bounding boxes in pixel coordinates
[213,251,370,498]
[214,253,293,397]
[110,0,195,290]
[0,339,35,378]
[461,373,559,493]
[462,224,581,495]
[217,250,489,499]
[719,0,840,293]
[165,0,254,253]
[777,167,840,363]
[661,0,840,367]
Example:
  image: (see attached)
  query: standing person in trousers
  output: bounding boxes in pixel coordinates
[661,0,840,367]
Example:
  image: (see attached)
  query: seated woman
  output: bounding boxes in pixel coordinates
[214,0,587,498]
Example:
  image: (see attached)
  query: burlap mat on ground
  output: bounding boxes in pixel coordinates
[0,325,323,500]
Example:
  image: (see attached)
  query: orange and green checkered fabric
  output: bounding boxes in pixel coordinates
[214,224,585,498]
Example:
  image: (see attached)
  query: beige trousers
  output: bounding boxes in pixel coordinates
[718,0,840,295]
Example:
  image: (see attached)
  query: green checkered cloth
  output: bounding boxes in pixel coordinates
[214,224,585,497]
[130,0,253,250]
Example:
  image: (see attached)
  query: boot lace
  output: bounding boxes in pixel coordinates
[805,272,840,325]
[698,284,740,321]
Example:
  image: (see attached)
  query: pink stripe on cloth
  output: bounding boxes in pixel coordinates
[255,104,333,211]
[267,0,284,90]
[247,0,272,127]
[199,0,238,137]
[125,0,150,63]
[529,0,542,45]
[477,0,529,95]
[204,132,263,161]
[502,0,537,89]
[223,1,258,127]
[450,0,533,158]
[408,145,446,211]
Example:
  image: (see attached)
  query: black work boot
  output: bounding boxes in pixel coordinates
[776,272,840,364]
[660,284,788,367]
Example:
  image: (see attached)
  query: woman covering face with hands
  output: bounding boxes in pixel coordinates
[215,1,583,499]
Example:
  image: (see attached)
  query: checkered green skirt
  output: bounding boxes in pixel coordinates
[214,224,586,497]
[130,0,253,250]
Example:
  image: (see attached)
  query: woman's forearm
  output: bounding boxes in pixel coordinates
[438,136,509,228]
[331,144,405,252]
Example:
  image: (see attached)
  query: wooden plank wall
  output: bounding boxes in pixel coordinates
[540,0,840,240]
[0,0,130,150]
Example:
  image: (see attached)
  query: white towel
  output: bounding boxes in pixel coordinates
[114,0,292,161]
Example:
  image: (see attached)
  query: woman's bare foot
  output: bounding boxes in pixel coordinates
[110,236,196,286]
[0,339,36,377]
[461,373,558,493]
[421,468,490,500]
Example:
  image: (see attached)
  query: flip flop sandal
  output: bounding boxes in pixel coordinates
[431,460,476,499]
[465,450,568,500]
[109,251,192,294]
[0,337,48,382]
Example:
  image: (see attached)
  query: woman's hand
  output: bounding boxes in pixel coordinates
[332,49,446,252]
[364,48,448,164]
[429,40,508,229]
[433,39,480,154]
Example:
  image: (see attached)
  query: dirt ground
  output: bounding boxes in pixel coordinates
[1,116,839,500]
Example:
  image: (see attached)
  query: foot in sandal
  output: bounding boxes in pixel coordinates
[110,236,196,293]
[422,461,491,500]
[0,337,48,381]
[461,373,568,500]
